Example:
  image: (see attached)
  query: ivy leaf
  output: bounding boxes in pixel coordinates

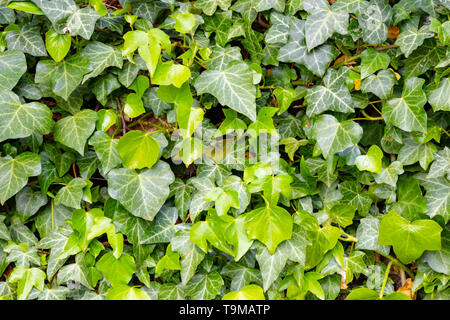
[0,152,41,205]
[243,201,293,254]
[171,228,205,286]
[305,68,354,117]
[428,77,450,112]
[96,252,136,286]
[355,145,383,173]
[378,210,442,264]
[45,29,71,62]
[423,229,450,275]
[359,0,393,44]
[106,284,150,300]
[0,50,27,91]
[66,7,101,40]
[88,131,121,174]
[193,61,257,121]
[427,147,450,179]
[116,130,159,170]
[374,161,404,186]
[404,39,446,79]
[312,114,363,158]
[221,262,262,291]
[140,206,180,244]
[54,109,98,156]
[0,90,53,143]
[6,24,46,57]
[333,0,369,14]
[185,271,224,300]
[54,178,88,209]
[278,17,333,77]
[360,48,390,79]
[39,0,77,25]
[35,54,90,100]
[222,284,265,300]
[417,174,450,224]
[361,69,397,99]
[265,12,291,45]
[81,41,123,82]
[395,25,434,58]
[255,244,288,291]
[303,0,349,50]
[107,161,175,221]
[194,0,232,15]
[355,216,390,255]
[8,266,46,300]
[398,137,437,170]
[15,187,47,221]
[382,77,427,133]
[340,180,372,216]
[392,176,427,221]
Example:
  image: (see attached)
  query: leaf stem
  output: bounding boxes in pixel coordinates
[377,252,415,279]
[116,97,127,136]
[379,260,393,298]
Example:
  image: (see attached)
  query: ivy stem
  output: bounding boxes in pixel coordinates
[339,230,358,242]
[334,44,400,68]
[379,260,394,298]
[116,97,127,136]
[378,252,415,279]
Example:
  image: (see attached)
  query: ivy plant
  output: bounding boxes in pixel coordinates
[0,0,449,301]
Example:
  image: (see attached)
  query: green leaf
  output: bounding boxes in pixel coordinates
[360,48,390,79]
[96,252,136,286]
[423,229,450,275]
[428,77,450,112]
[222,284,265,300]
[404,39,446,79]
[427,147,450,179]
[378,210,442,264]
[54,178,88,209]
[0,50,27,91]
[392,176,428,221]
[396,25,434,58]
[15,187,47,220]
[107,161,175,221]
[382,77,427,133]
[81,41,123,82]
[303,0,349,50]
[194,0,232,15]
[35,54,90,100]
[417,174,450,224]
[171,229,205,285]
[88,131,121,173]
[305,68,354,117]
[171,13,196,34]
[185,271,224,300]
[45,29,71,62]
[8,266,46,300]
[106,285,150,300]
[7,1,44,15]
[361,69,397,99]
[355,145,383,173]
[374,161,404,186]
[278,18,333,77]
[355,216,390,255]
[0,90,53,143]
[0,152,41,205]
[116,130,159,170]
[340,180,372,216]
[359,0,392,44]
[54,109,98,156]
[312,114,363,158]
[221,262,262,291]
[66,7,101,40]
[398,137,437,170]
[243,201,293,254]
[194,61,257,121]
[6,24,46,57]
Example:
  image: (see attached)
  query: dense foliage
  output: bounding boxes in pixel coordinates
[0,0,449,301]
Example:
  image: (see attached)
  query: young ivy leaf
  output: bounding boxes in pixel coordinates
[378,210,442,264]
[222,284,265,300]
[116,130,159,170]
[243,200,293,254]
[45,29,71,63]
[355,145,383,173]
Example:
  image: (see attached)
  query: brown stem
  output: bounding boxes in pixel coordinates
[116,97,127,136]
